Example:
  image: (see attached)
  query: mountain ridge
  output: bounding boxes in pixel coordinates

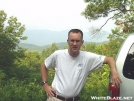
[21,29,109,46]
[19,41,109,52]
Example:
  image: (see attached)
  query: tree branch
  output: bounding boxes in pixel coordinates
[91,9,134,38]
[108,8,119,13]
[91,12,122,38]
[99,9,134,32]
[98,12,122,31]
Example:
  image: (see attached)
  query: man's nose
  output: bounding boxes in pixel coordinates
[73,41,77,45]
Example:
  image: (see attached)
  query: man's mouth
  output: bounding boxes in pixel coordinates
[72,47,78,50]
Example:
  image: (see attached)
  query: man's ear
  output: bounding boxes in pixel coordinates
[82,40,84,44]
[67,39,69,44]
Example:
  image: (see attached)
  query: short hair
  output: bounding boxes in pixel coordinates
[68,29,83,39]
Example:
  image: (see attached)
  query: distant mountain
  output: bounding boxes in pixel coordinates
[19,43,45,52]
[19,41,109,52]
[20,29,109,46]
[19,42,68,52]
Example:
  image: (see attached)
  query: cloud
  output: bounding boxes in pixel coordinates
[0,0,114,32]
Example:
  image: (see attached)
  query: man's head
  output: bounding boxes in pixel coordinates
[67,29,84,57]
[68,29,83,39]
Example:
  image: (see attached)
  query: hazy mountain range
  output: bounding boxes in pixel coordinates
[19,29,109,52]
[20,29,109,46]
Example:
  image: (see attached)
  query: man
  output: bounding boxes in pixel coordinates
[41,29,122,101]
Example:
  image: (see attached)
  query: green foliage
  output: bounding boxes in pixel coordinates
[80,65,110,101]
[82,0,134,38]
[15,51,41,70]
[82,0,134,58]
[81,43,97,52]
[0,41,114,101]
[0,33,15,67]
[0,10,27,68]
[0,70,6,80]
[41,43,58,59]
[78,42,111,101]
[0,50,47,101]
[102,27,128,57]
[0,9,125,101]
[82,0,123,20]
[0,78,46,101]
[82,0,131,20]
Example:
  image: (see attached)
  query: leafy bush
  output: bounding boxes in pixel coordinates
[79,65,110,101]
[0,42,120,101]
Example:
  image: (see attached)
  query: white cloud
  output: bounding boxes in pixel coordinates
[0,0,114,32]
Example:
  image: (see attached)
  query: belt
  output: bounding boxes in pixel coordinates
[54,94,80,101]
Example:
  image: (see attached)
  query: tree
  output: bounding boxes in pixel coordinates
[15,51,41,70]
[82,0,134,35]
[41,43,58,59]
[0,10,27,68]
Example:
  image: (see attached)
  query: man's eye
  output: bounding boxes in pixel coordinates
[70,40,80,42]
[76,40,80,42]
[70,40,75,42]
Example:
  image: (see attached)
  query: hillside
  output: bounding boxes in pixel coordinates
[19,41,108,52]
[20,29,109,46]
[19,29,109,52]
[19,42,68,52]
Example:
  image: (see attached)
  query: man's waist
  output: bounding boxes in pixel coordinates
[52,86,79,97]
[54,94,80,101]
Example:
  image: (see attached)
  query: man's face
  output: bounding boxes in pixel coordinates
[67,32,84,54]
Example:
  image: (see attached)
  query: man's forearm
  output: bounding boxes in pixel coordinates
[104,57,122,87]
[107,57,118,75]
[104,57,117,71]
[41,62,48,82]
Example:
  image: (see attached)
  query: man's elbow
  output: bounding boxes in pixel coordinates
[104,57,115,64]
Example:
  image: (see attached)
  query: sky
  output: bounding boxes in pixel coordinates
[0,0,115,32]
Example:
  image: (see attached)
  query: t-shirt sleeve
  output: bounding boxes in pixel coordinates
[88,53,106,72]
[44,51,57,68]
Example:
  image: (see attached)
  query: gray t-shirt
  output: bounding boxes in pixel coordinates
[45,49,105,97]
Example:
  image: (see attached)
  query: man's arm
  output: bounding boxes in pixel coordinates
[103,57,122,87]
[40,62,56,97]
[41,63,48,83]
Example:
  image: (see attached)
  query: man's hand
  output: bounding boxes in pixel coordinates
[43,83,56,97]
[103,57,122,87]
[111,70,122,88]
